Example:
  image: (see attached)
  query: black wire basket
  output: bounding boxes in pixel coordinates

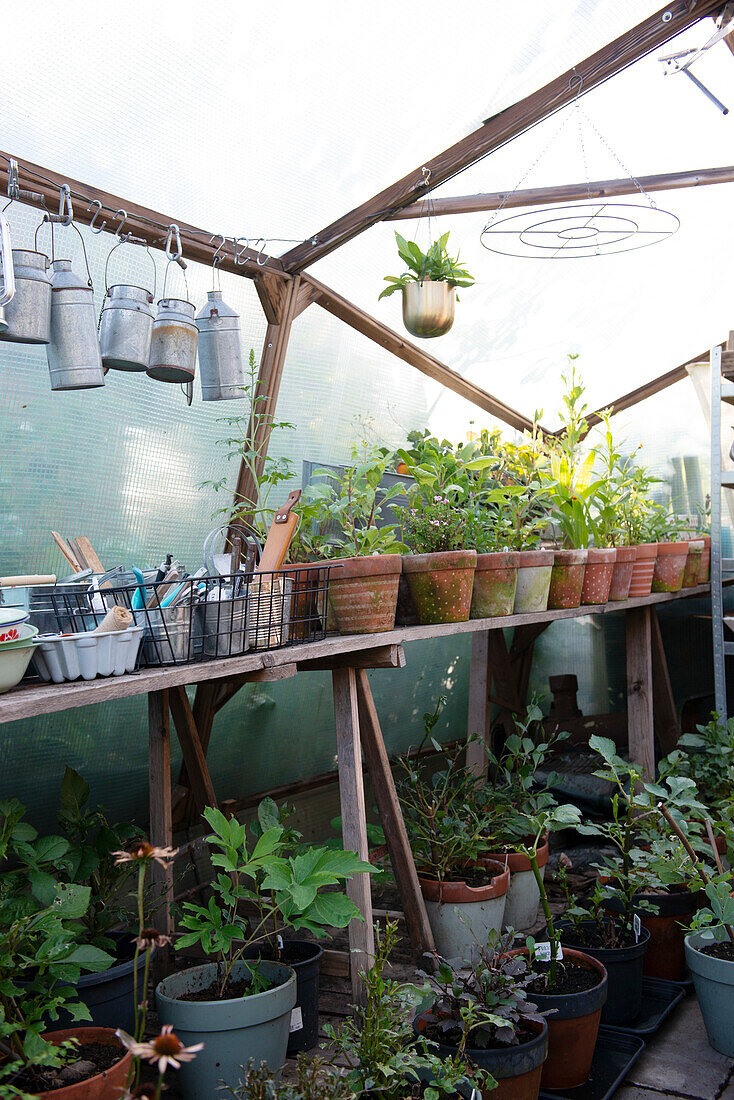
[35,565,334,668]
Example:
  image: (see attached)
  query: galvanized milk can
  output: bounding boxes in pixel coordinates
[147,297,198,383]
[0,213,15,334]
[46,260,105,390]
[195,290,246,401]
[0,250,52,344]
[99,285,155,372]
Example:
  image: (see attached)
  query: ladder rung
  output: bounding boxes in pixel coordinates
[724,642,734,655]
[722,473,734,488]
[723,559,734,572]
[722,382,734,405]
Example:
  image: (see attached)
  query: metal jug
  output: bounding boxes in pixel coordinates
[0,213,15,333]
[46,260,105,390]
[147,297,197,383]
[99,284,155,372]
[195,290,246,401]
[0,249,52,344]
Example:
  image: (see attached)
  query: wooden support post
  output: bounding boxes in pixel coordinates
[168,685,218,814]
[148,690,173,937]
[626,606,655,778]
[355,669,435,959]
[650,607,680,755]
[332,667,374,1004]
[466,632,491,775]
[175,680,220,823]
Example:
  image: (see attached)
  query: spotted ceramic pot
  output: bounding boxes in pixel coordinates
[548,549,587,610]
[402,550,477,624]
[580,547,617,605]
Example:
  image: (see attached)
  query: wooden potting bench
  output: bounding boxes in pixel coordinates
[0,583,710,1001]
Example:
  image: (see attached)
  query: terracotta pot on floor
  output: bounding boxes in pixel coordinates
[682,539,704,588]
[608,545,637,601]
[36,1028,132,1100]
[402,549,477,624]
[698,535,711,583]
[580,547,616,605]
[324,554,402,634]
[628,542,658,598]
[547,549,587,609]
[418,860,510,963]
[470,551,519,618]
[651,541,688,593]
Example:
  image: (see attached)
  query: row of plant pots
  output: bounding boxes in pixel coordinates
[325,535,711,634]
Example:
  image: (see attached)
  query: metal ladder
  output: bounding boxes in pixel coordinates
[711,342,732,719]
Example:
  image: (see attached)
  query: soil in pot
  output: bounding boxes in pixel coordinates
[415,1013,548,1100]
[547,550,587,610]
[324,554,402,634]
[20,1027,132,1099]
[525,959,601,996]
[509,947,607,1091]
[402,550,477,624]
[651,542,688,593]
[419,860,509,962]
[243,939,323,1054]
[470,552,519,618]
[513,550,554,614]
[557,919,650,1025]
[608,546,637,601]
[580,548,616,605]
[698,941,734,961]
[628,543,658,598]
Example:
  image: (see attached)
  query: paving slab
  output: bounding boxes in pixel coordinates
[623,996,733,1100]
[616,1090,691,1100]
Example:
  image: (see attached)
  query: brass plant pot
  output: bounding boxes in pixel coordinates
[402,279,455,338]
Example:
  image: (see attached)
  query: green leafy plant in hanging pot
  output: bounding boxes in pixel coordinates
[379,231,475,339]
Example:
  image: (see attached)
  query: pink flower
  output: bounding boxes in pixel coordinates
[117,1025,203,1074]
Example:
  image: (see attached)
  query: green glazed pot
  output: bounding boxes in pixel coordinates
[156,959,296,1100]
[685,931,734,1057]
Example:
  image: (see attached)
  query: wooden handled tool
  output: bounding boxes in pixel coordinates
[0,574,57,587]
[256,490,302,574]
[75,536,105,574]
[51,531,82,571]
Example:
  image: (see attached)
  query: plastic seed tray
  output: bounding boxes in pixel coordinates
[540,1028,646,1100]
[605,977,685,1036]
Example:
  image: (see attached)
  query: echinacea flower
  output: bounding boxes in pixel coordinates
[135,927,172,950]
[113,841,178,867]
[117,1026,203,1074]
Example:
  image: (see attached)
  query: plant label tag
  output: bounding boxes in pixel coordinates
[534,942,562,962]
[277,935,284,949]
[290,1006,303,1033]
[634,914,641,942]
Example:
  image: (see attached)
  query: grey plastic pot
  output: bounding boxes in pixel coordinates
[156,959,296,1100]
[685,931,734,1057]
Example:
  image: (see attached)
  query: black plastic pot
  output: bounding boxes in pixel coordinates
[604,887,703,981]
[52,934,150,1032]
[557,919,650,1026]
[414,1012,548,1100]
[243,939,323,1053]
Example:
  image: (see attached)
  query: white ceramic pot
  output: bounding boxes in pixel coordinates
[419,861,509,961]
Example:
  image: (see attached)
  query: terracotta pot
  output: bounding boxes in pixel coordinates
[608,545,637,601]
[470,551,519,618]
[580,547,616,605]
[402,550,477,624]
[651,541,688,593]
[414,1013,548,1100]
[698,535,711,583]
[485,837,550,931]
[682,539,704,588]
[508,948,607,1091]
[321,554,401,634]
[418,860,510,962]
[513,549,554,613]
[628,542,658,598]
[547,549,587,610]
[36,1028,132,1100]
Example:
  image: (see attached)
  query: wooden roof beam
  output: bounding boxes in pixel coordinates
[281,1,723,273]
[387,165,734,221]
[302,273,536,433]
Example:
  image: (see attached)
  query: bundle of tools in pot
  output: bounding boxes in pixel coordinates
[0,188,246,400]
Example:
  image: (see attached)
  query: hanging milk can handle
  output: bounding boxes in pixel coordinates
[0,212,15,307]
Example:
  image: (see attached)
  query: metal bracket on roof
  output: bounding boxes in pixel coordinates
[659,4,734,114]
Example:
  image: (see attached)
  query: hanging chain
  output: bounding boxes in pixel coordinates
[575,105,657,209]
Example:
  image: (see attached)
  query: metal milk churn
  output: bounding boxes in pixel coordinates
[195,290,246,401]
[0,213,15,334]
[147,297,198,383]
[99,285,155,372]
[0,249,52,344]
[46,259,105,390]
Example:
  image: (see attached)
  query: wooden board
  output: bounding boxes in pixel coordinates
[148,690,173,940]
[626,605,655,778]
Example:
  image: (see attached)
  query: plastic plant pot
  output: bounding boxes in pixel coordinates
[324,554,402,634]
[557,920,650,1025]
[36,1027,132,1100]
[470,552,519,618]
[685,931,734,1057]
[402,550,477,624]
[651,541,688,593]
[608,546,637,601]
[547,549,587,610]
[513,550,554,613]
[156,959,296,1100]
[418,860,510,963]
[580,547,617,605]
[484,838,549,932]
[243,939,323,1055]
[628,543,658,598]
[605,887,702,981]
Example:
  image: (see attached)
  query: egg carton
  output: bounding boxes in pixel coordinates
[33,626,144,682]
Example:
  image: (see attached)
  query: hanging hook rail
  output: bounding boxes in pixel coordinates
[44,184,73,225]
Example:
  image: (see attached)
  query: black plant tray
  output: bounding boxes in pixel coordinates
[540,1028,645,1100]
[605,977,685,1036]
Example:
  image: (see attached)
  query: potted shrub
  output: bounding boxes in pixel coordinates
[396,699,508,959]
[156,802,373,1099]
[379,231,475,339]
[298,444,405,634]
[399,494,476,624]
[415,930,549,1100]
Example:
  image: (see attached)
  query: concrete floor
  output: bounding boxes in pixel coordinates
[618,995,734,1100]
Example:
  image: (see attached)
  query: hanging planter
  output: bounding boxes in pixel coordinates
[379,231,474,340]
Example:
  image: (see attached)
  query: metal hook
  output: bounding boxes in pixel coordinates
[254,238,268,267]
[112,209,128,240]
[569,71,584,97]
[7,159,19,201]
[421,166,432,187]
[58,184,73,226]
[209,234,227,266]
[165,224,182,261]
[87,199,107,234]
[233,237,251,265]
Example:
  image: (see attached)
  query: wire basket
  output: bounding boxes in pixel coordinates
[27,565,334,668]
